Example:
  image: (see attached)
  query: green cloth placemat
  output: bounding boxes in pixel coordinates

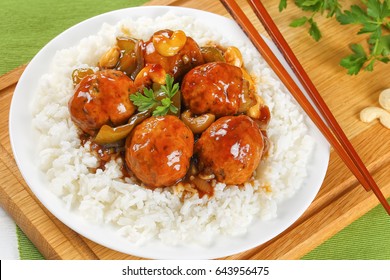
[1,0,389,260]
[303,199,390,260]
[16,226,44,260]
[0,0,148,75]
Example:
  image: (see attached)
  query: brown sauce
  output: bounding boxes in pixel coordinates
[177,176,214,200]
[80,133,123,173]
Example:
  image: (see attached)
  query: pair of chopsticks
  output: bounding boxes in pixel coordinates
[219,0,390,215]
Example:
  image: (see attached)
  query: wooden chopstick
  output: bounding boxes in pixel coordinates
[246,0,370,193]
[245,0,390,214]
[219,0,390,215]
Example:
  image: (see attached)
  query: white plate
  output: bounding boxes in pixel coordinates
[9,6,330,259]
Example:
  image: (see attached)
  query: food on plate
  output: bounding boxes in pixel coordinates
[180,110,216,134]
[125,115,194,188]
[68,70,137,135]
[68,28,271,193]
[143,29,204,80]
[181,62,255,117]
[195,115,264,185]
[32,13,315,246]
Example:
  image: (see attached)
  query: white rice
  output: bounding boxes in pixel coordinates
[31,12,315,246]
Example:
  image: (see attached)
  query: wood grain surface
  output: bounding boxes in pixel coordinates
[0,0,389,260]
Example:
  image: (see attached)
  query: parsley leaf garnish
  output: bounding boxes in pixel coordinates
[340,44,368,75]
[283,0,341,41]
[308,18,322,41]
[130,74,179,116]
[336,0,390,74]
[279,0,390,75]
[160,73,179,99]
[130,88,157,112]
[279,0,287,12]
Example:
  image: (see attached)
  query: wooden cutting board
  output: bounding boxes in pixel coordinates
[0,0,389,260]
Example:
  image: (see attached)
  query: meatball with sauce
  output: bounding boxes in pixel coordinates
[195,115,264,185]
[68,70,137,135]
[143,29,204,80]
[125,115,194,189]
[181,62,255,117]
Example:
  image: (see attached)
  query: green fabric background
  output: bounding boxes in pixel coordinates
[0,0,148,75]
[1,0,389,260]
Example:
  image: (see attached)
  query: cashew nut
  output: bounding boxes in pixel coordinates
[152,30,187,57]
[360,107,390,129]
[241,67,255,88]
[247,94,264,119]
[379,88,390,111]
[134,64,167,88]
[181,110,215,134]
[224,46,243,67]
[99,46,120,69]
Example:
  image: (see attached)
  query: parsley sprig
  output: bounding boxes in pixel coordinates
[279,0,390,75]
[338,1,390,74]
[130,74,179,116]
[281,0,341,41]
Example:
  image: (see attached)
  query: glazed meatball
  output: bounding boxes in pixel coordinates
[125,115,194,189]
[181,62,255,117]
[195,115,264,185]
[68,70,136,135]
[143,29,204,80]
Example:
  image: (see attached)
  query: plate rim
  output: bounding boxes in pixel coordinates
[9,6,330,259]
